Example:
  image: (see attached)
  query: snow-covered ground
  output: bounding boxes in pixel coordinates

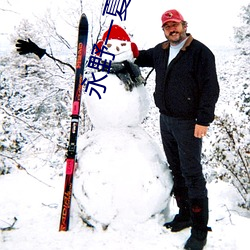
[1,34,250,250]
[1,2,250,249]
[1,169,250,250]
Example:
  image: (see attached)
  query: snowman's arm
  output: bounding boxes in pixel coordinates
[16,38,75,72]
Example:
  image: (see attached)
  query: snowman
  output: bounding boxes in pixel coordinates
[73,25,173,230]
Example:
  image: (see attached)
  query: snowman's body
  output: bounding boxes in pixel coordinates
[84,72,149,128]
[73,26,173,229]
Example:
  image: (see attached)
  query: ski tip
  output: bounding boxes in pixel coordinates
[80,13,88,21]
[80,13,88,26]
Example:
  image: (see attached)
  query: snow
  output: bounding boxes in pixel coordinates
[74,37,173,229]
[1,172,250,250]
[84,73,150,128]
[74,127,172,228]
[1,44,250,250]
[1,1,250,249]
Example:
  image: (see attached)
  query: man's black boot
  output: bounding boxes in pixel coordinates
[184,197,210,250]
[164,196,192,232]
[184,228,208,250]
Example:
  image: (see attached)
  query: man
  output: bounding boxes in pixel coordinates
[135,9,219,250]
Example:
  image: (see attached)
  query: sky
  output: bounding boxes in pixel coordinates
[0,0,249,53]
[127,0,249,48]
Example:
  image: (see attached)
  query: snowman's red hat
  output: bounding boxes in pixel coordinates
[97,25,139,58]
[101,25,130,41]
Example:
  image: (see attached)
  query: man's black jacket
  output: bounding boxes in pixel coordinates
[135,34,220,126]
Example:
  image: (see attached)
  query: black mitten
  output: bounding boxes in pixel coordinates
[16,38,46,59]
[108,62,134,91]
[122,61,146,86]
[107,61,146,91]
[116,72,134,91]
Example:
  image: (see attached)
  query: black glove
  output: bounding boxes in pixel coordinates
[16,38,46,59]
[108,61,146,91]
[122,61,146,86]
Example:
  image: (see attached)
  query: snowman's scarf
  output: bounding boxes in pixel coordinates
[103,60,146,91]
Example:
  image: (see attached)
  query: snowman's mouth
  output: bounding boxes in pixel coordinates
[113,51,127,57]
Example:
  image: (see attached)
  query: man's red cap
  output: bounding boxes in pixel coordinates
[161,9,184,27]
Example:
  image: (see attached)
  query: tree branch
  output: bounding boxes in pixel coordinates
[45,52,75,72]
[0,153,54,188]
[0,217,18,231]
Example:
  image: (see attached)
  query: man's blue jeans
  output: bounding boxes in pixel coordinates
[160,114,207,200]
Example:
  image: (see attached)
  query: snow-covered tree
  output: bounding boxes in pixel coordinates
[0,19,74,175]
[0,0,114,175]
[234,4,250,56]
[203,4,250,209]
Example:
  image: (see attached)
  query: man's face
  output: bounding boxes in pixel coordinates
[162,21,187,45]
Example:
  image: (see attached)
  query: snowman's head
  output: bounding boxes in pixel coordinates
[96,25,139,63]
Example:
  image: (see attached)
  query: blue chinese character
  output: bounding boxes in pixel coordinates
[102,0,131,21]
[91,43,115,60]
[102,19,114,45]
[82,73,107,99]
[87,20,115,73]
[88,55,113,73]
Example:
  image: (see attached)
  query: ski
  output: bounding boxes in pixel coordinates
[59,13,88,231]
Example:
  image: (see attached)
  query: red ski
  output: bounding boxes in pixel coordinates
[59,13,88,231]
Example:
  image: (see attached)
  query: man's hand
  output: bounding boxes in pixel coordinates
[16,38,46,59]
[194,124,208,138]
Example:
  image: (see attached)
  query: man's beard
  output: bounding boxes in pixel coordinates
[166,31,186,45]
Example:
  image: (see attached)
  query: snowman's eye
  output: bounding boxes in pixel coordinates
[121,43,126,46]
[107,43,112,48]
